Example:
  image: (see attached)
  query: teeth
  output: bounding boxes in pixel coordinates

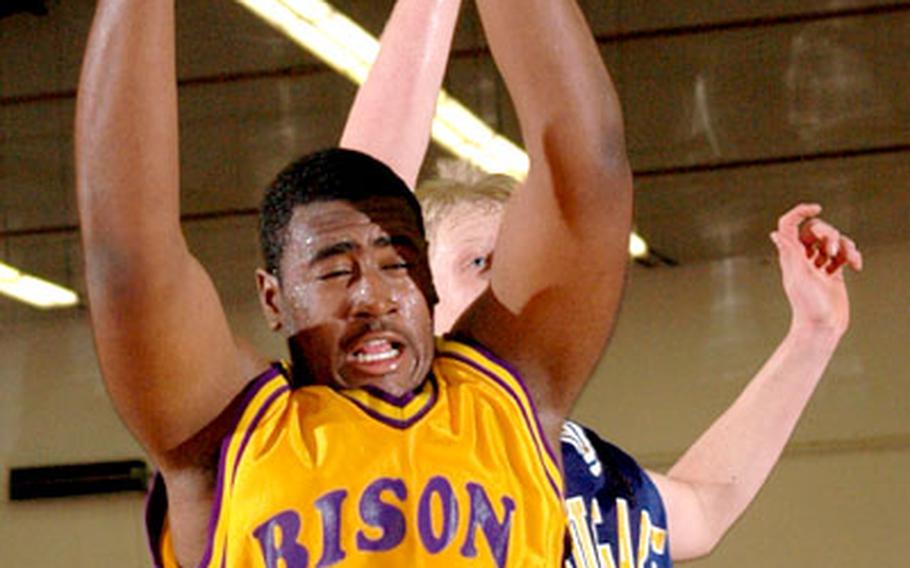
[353,348,400,363]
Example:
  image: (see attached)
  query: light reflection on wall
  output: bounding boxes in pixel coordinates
[785,17,891,145]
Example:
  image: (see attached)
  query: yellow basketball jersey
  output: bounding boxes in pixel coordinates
[147,338,565,567]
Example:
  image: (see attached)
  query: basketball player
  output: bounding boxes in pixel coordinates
[335,2,862,566]
[418,175,862,566]
[75,1,629,566]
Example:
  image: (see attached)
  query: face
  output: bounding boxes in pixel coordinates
[257,197,436,397]
[428,203,503,335]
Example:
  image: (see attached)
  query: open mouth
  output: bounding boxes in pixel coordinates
[345,337,406,375]
[351,339,401,363]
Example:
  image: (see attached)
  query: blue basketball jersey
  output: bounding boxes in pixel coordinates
[561,421,672,568]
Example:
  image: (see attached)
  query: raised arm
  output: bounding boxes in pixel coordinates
[340,0,463,188]
[75,0,244,465]
[455,0,633,443]
[649,204,863,559]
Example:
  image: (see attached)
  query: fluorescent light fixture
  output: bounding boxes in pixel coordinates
[235,0,646,255]
[236,0,378,85]
[0,262,79,309]
[235,0,528,179]
[629,231,648,259]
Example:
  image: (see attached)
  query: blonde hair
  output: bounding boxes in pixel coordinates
[416,159,519,237]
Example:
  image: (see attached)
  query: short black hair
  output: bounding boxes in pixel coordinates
[259,148,425,276]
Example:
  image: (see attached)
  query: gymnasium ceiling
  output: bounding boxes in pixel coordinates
[1,0,909,319]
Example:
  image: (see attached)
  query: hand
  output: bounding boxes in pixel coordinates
[769,203,863,336]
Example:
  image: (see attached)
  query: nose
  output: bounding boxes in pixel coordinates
[349,266,398,319]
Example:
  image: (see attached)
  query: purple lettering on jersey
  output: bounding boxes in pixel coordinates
[253,510,309,568]
[356,477,407,552]
[460,482,515,568]
[417,476,459,554]
[314,489,348,567]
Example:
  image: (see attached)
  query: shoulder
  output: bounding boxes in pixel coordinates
[147,363,292,567]
[158,362,291,472]
[436,336,563,491]
[561,421,661,508]
[434,335,523,383]
[434,335,544,417]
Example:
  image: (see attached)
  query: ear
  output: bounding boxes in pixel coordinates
[256,268,284,332]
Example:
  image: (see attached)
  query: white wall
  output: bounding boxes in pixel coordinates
[574,241,910,566]
[0,311,151,565]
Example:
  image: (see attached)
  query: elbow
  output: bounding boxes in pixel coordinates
[665,479,743,562]
[670,519,728,562]
[562,92,631,182]
[687,530,725,561]
[540,117,632,203]
[588,113,632,188]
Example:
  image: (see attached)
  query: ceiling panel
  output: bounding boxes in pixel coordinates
[0,216,262,324]
[1,99,75,231]
[616,10,910,170]
[605,0,907,33]
[177,71,355,215]
[0,1,90,98]
[2,0,909,323]
[175,0,325,79]
[635,150,910,263]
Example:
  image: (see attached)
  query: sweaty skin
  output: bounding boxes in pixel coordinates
[257,198,436,397]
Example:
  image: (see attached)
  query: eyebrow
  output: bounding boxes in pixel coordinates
[309,235,420,265]
[310,241,357,265]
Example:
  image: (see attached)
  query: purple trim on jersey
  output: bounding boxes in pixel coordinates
[441,336,562,487]
[341,375,438,429]
[438,350,563,501]
[359,383,419,407]
[143,364,287,568]
[200,364,288,568]
[202,369,292,567]
[231,384,290,482]
[145,473,167,568]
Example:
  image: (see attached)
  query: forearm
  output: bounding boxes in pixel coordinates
[460,0,632,445]
[664,323,842,557]
[76,0,183,260]
[340,0,462,188]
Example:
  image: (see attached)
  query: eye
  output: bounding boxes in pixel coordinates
[469,253,492,273]
[382,261,411,272]
[381,245,416,273]
[318,268,354,280]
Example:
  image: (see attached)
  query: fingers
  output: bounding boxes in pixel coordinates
[800,218,840,257]
[799,221,863,274]
[773,204,863,274]
[839,235,863,272]
[777,203,822,238]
